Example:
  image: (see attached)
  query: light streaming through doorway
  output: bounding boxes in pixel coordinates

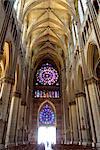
[38,126,56,145]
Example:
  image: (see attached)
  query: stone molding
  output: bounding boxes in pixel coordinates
[0,76,15,84]
[69,101,76,106]
[75,91,86,98]
[84,76,98,84]
[13,91,21,98]
[21,100,26,106]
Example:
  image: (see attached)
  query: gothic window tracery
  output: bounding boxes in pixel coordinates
[39,104,55,126]
[33,62,60,99]
[36,63,59,86]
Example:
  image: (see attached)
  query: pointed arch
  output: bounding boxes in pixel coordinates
[38,100,56,126]
[87,43,99,76]
[32,50,63,73]
[0,61,4,78]
[77,65,84,92]
[13,58,23,93]
[3,41,13,75]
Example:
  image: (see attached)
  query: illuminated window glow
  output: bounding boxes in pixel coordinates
[34,90,59,98]
[36,63,58,85]
[38,126,56,145]
[39,104,55,125]
[34,62,60,99]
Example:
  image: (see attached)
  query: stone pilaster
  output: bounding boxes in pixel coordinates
[69,101,78,144]
[75,92,90,145]
[5,91,21,147]
[16,102,26,144]
[75,96,82,145]
[22,17,27,44]
[23,105,27,143]
[85,77,100,147]
[17,0,25,21]
[0,76,14,149]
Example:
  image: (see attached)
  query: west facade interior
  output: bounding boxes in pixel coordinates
[0,0,100,149]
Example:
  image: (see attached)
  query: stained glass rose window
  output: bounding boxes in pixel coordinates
[36,63,58,85]
[39,104,55,125]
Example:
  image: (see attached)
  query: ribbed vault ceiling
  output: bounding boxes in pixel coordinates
[23,0,75,56]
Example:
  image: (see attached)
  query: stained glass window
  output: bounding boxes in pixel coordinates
[39,104,55,125]
[34,90,60,98]
[33,62,60,99]
[36,63,58,85]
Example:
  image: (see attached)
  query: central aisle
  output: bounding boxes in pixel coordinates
[38,126,56,145]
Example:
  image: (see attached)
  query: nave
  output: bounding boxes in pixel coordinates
[0,0,100,149]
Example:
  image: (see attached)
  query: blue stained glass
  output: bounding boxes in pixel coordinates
[39,104,55,125]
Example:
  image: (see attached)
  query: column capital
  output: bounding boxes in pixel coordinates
[21,100,26,106]
[75,91,86,98]
[13,91,21,98]
[69,101,76,106]
[0,76,15,84]
[84,76,98,84]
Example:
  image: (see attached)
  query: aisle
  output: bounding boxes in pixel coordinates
[45,144,53,150]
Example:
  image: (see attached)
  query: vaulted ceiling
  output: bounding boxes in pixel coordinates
[23,0,75,59]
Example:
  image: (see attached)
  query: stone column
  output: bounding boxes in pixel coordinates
[75,92,90,145]
[16,102,25,144]
[5,91,21,147]
[17,0,25,21]
[75,97,82,145]
[15,100,22,144]
[21,104,27,144]
[0,76,14,149]
[22,17,27,45]
[69,101,78,144]
[23,105,27,144]
[69,104,74,143]
[61,64,69,144]
[85,77,100,147]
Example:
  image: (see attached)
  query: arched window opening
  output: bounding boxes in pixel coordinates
[86,21,89,35]
[14,0,19,11]
[93,0,99,14]
[38,103,56,145]
[93,45,99,73]
[3,42,11,69]
[81,0,87,13]
[87,44,99,75]
[4,0,10,10]
[39,103,56,126]
[33,61,60,99]
[78,0,84,23]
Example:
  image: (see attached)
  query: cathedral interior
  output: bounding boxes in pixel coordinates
[0,0,100,149]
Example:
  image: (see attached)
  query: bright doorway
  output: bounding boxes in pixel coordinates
[38,126,56,145]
